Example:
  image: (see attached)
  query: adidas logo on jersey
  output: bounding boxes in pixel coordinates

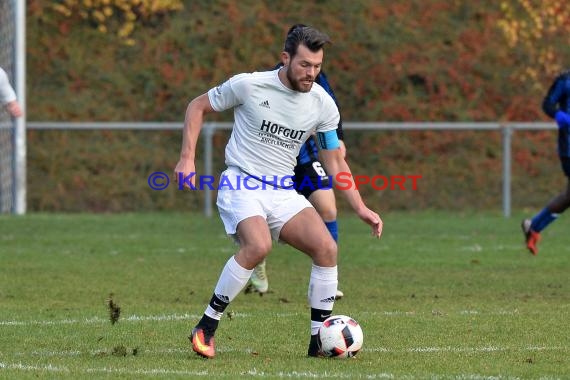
[259,100,270,109]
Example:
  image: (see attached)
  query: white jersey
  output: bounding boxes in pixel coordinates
[0,67,17,105]
[207,69,339,180]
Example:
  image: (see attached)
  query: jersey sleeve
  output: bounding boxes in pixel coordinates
[207,73,250,112]
[316,94,340,134]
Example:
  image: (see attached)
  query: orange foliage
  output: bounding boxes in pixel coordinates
[498,0,570,90]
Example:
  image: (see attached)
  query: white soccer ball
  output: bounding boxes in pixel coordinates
[318,315,363,358]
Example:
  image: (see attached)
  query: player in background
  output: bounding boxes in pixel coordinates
[0,67,22,118]
[175,25,382,358]
[522,69,570,254]
[249,25,346,299]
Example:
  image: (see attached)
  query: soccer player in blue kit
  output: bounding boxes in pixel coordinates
[522,69,570,255]
[249,25,346,299]
[174,25,382,358]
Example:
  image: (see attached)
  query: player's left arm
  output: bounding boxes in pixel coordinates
[338,139,346,159]
[318,130,382,238]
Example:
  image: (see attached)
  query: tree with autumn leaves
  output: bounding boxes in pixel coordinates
[498,0,570,92]
[21,1,570,212]
[50,0,183,45]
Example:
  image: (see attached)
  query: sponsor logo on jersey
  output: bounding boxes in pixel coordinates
[260,119,306,141]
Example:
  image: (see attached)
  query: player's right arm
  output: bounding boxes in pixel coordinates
[175,74,246,188]
[174,93,215,188]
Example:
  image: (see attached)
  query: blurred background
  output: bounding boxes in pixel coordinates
[3,0,570,214]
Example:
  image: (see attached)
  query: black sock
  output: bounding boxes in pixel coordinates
[311,307,332,334]
[197,315,218,332]
[197,294,229,332]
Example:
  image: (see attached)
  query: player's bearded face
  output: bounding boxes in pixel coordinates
[286,46,323,93]
[286,64,314,93]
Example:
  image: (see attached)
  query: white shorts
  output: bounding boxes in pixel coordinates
[216,166,312,241]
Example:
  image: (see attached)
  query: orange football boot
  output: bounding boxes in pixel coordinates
[190,327,215,358]
[521,219,541,255]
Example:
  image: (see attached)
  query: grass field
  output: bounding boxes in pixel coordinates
[0,211,568,379]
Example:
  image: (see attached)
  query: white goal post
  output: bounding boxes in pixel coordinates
[0,0,26,214]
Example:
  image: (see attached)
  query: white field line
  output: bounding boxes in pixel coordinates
[13,344,567,359]
[2,311,566,379]
[0,362,209,377]
[0,309,529,327]
[0,362,543,380]
[0,362,564,380]
[0,313,204,326]
[367,345,567,353]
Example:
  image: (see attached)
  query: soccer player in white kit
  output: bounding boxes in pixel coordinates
[174,25,382,358]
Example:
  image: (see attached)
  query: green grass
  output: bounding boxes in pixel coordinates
[0,211,568,379]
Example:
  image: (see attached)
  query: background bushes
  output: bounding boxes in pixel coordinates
[25,0,570,212]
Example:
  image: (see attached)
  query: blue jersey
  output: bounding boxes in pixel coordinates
[542,70,570,156]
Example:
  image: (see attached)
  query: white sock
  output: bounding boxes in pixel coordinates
[308,264,338,335]
[204,256,253,320]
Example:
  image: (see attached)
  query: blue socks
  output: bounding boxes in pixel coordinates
[531,208,559,232]
[325,220,338,241]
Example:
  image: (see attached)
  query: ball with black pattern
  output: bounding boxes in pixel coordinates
[318,315,363,358]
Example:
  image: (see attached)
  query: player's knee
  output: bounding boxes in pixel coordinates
[237,243,271,269]
[242,240,272,259]
[325,238,337,257]
[318,237,338,263]
[318,207,337,221]
[252,241,272,257]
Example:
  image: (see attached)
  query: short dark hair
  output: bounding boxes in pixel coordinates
[283,25,330,58]
[286,23,307,36]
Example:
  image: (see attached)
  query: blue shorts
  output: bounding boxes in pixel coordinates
[293,160,332,199]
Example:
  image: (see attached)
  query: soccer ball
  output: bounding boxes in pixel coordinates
[318,315,363,358]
